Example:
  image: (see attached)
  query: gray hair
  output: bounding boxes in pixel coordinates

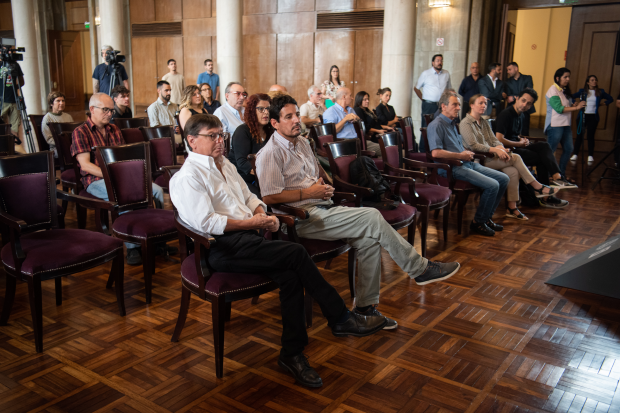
[102,45,114,51]
[225,82,243,94]
[438,89,458,110]
[307,85,320,98]
[89,92,111,108]
[335,87,349,100]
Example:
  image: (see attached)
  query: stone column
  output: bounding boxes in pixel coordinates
[11,0,43,153]
[216,0,243,102]
[88,0,99,72]
[99,0,126,58]
[381,0,416,117]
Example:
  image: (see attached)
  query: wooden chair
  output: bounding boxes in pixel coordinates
[399,117,427,163]
[171,211,278,378]
[113,117,149,130]
[28,115,48,152]
[174,113,188,158]
[0,151,125,352]
[120,127,146,144]
[312,123,337,158]
[140,126,177,191]
[325,139,417,244]
[0,135,15,156]
[49,122,83,217]
[378,132,451,257]
[423,114,434,127]
[352,120,384,169]
[96,142,178,304]
[0,124,11,135]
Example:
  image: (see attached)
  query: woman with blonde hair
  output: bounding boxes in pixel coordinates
[178,85,207,130]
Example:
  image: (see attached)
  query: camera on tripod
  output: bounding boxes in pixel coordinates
[0,38,24,64]
[105,50,125,65]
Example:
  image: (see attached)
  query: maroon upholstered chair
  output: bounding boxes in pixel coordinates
[120,127,146,144]
[113,117,149,130]
[96,142,178,304]
[325,139,417,244]
[378,132,451,257]
[29,114,48,152]
[50,123,83,218]
[423,114,434,127]
[352,120,384,170]
[312,123,337,158]
[171,211,278,378]
[0,124,11,135]
[140,126,177,191]
[174,112,188,158]
[0,135,15,156]
[0,151,125,352]
[399,117,426,163]
[247,154,356,327]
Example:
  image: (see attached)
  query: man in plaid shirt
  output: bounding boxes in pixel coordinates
[71,93,172,265]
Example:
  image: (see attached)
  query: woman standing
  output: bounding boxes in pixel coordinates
[322,65,345,108]
[228,93,273,196]
[375,88,400,129]
[544,68,586,178]
[179,85,207,130]
[570,75,614,162]
[200,83,221,114]
[42,91,73,158]
[461,94,559,220]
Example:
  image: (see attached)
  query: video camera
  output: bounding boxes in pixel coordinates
[105,50,126,65]
[0,38,24,64]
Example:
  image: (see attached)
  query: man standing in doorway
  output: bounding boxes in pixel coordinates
[458,62,480,119]
[92,45,129,95]
[414,54,452,151]
[505,62,535,135]
[197,59,220,100]
[162,59,185,105]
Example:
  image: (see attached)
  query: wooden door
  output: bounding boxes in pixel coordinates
[567,4,620,151]
[48,30,85,113]
[352,30,383,99]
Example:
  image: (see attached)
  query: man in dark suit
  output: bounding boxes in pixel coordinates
[505,62,535,135]
[478,62,505,118]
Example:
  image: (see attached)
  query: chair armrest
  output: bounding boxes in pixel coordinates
[473,153,487,161]
[435,157,464,167]
[174,211,216,249]
[0,210,26,233]
[385,163,428,180]
[57,190,117,212]
[268,204,309,220]
[160,165,183,178]
[267,212,298,228]
[525,136,547,142]
[361,150,376,157]
[333,176,374,198]
[403,159,452,184]
[382,174,414,185]
[332,192,356,204]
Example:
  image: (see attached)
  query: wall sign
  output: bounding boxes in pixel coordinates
[436,38,444,46]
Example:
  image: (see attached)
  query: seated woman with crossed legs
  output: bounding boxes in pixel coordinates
[460,94,560,220]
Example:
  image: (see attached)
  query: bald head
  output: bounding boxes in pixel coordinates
[335,87,352,108]
[269,84,288,93]
[89,93,114,127]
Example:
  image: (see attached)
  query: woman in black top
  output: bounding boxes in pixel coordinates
[179,85,207,130]
[353,91,394,141]
[200,82,221,114]
[228,93,273,196]
[375,87,400,128]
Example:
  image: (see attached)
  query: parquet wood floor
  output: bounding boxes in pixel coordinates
[1,158,620,412]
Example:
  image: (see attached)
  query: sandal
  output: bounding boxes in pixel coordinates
[532,184,558,198]
[506,207,528,220]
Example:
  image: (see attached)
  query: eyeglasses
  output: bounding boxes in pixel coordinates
[194,132,230,142]
[228,91,248,98]
[256,106,270,113]
[94,106,114,114]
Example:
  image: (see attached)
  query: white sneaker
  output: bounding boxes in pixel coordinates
[570,155,578,161]
[588,156,594,163]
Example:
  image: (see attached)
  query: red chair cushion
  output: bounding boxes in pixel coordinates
[154,174,168,189]
[112,209,176,239]
[437,176,479,190]
[181,253,274,296]
[1,229,123,276]
[405,152,428,162]
[372,158,384,171]
[376,203,416,225]
[60,169,76,184]
[400,183,451,206]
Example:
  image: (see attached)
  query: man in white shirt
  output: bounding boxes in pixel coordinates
[213,82,246,135]
[147,80,181,144]
[169,114,386,388]
[415,54,452,132]
[161,59,185,105]
[300,85,326,128]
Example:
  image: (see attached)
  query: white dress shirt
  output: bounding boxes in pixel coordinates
[488,74,497,89]
[169,151,266,235]
[213,101,245,135]
[415,67,452,102]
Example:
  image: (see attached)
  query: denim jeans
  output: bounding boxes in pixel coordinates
[86,179,165,250]
[452,162,509,223]
[546,126,573,176]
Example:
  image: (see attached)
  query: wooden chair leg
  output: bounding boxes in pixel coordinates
[420,207,429,258]
[347,249,356,299]
[324,259,333,270]
[407,214,416,245]
[112,252,126,316]
[54,278,62,306]
[212,298,227,378]
[433,209,440,219]
[0,276,16,325]
[171,287,191,342]
[141,241,155,304]
[304,291,313,328]
[61,186,69,218]
[27,278,44,353]
[456,192,470,235]
[443,203,450,242]
[76,205,87,229]
[251,296,260,304]
[224,302,232,322]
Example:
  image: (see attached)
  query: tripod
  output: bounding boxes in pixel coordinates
[107,63,123,96]
[0,61,35,153]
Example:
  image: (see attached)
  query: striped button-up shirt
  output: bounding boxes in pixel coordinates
[255,131,323,208]
[70,117,125,188]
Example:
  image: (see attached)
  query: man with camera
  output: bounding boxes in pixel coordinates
[0,56,24,146]
[92,45,128,96]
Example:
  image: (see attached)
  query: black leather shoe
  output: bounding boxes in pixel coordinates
[331,311,386,337]
[414,261,460,285]
[470,221,495,236]
[278,354,323,388]
[353,305,398,330]
[486,219,504,232]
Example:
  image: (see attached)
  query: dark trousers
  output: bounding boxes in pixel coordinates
[522,112,531,136]
[573,114,598,157]
[513,142,561,186]
[420,100,438,152]
[208,231,346,357]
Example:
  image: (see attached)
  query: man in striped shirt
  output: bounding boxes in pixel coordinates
[256,95,461,330]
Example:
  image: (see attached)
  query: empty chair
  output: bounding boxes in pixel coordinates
[113,117,149,130]
[140,126,177,190]
[29,114,48,152]
[399,117,426,163]
[312,123,337,158]
[121,127,146,144]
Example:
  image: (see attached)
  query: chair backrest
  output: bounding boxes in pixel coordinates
[352,121,367,151]
[0,135,15,157]
[399,117,417,153]
[423,114,434,126]
[313,123,336,138]
[140,125,174,140]
[318,114,324,124]
[121,128,147,144]
[113,117,149,130]
[96,142,153,213]
[55,132,75,171]
[0,151,58,231]
[140,126,176,172]
[420,128,433,162]
[0,124,11,135]
[378,132,402,175]
[29,114,48,152]
[400,116,413,128]
[324,139,359,183]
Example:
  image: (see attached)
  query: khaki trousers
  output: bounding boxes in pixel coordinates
[295,204,428,307]
[484,153,536,202]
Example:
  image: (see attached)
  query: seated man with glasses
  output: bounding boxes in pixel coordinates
[71,93,171,266]
[300,85,326,128]
[170,114,386,388]
[213,81,247,135]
